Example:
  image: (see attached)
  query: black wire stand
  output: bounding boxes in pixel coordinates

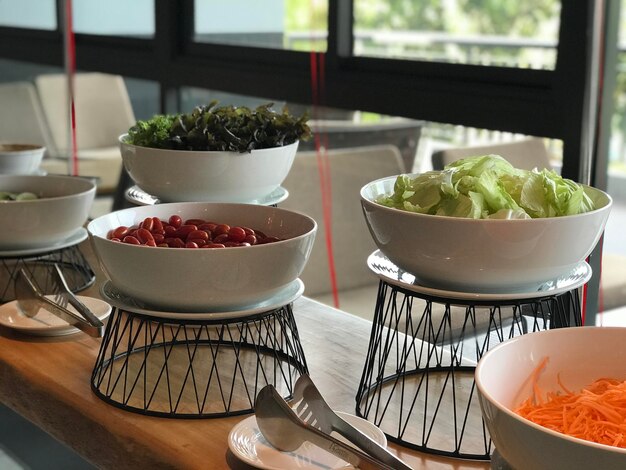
[355,279,583,461]
[91,303,308,419]
[0,242,95,302]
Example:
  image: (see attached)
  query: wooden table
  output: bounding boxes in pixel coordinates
[0,240,489,470]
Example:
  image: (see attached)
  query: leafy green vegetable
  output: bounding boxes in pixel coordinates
[377,154,596,219]
[125,101,312,152]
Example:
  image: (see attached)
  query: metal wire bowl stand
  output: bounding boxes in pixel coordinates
[91,303,308,418]
[355,280,582,460]
[0,244,95,302]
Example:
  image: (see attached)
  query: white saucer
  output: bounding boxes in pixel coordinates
[99,278,305,320]
[228,411,387,470]
[0,295,111,336]
[367,250,592,301]
[0,228,88,258]
[125,185,289,207]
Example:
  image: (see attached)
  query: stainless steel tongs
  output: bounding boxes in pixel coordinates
[256,381,412,470]
[290,374,413,470]
[14,266,104,337]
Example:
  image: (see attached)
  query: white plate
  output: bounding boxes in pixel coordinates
[99,278,304,320]
[0,228,88,258]
[125,185,289,207]
[367,250,592,301]
[0,295,111,336]
[228,411,387,470]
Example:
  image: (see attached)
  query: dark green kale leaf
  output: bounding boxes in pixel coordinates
[125,102,312,152]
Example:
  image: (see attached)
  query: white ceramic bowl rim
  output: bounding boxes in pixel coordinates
[361,175,613,222]
[0,143,46,153]
[0,175,96,201]
[119,133,300,155]
[89,204,317,250]
[475,327,626,455]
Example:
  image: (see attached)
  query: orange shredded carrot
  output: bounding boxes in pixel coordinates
[514,358,626,449]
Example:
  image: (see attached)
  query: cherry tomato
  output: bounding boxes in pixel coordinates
[136,228,154,244]
[228,226,246,243]
[123,235,141,245]
[213,233,229,244]
[112,226,129,239]
[141,217,154,231]
[244,234,257,245]
[188,230,209,241]
[176,224,198,239]
[185,241,199,248]
[151,217,164,233]
[213,224,230,236]
[169,215,182,228]
[187,238,206,247]
[185,218,206,226]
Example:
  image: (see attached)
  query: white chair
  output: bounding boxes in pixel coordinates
[281,145,405,319]
[35,72,135,194]
[0,81,56,153]
[431,137,553,171]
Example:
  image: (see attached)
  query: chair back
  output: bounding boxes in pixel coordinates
[0,81,56,155]
[281,145,404,297]
[431,137,553,171]
[35,72,135,156]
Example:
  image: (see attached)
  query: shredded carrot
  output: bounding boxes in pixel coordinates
[514,358,626,449]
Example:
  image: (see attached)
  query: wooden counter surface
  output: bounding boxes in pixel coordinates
[0,240,490,470]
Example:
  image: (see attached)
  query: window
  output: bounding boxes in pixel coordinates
[0,0,56,30]
[73,0,155,37]
[353,0,561,69]
[193,0,328,51]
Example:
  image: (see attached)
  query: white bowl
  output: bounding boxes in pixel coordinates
[0,174,96,250]
[87,202,317,311]
[119,135,298,203]
[360,175,612,292]
[476,327,626,470]
[0,143,45,175]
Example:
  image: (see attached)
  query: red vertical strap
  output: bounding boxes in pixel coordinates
[310,51,339,308]
[65,0,79,176]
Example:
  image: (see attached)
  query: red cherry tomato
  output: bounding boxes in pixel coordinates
[123,235,141,245]
[112,226,129,239]
[136,228,154,244]
[176,224,198,239]
[152,217,164,233]
[169,215,182,228]
[185,218,206,226]
[188,230,209,241]
[213,224,230,236]
[228,226,246,243]
[141,217,154,231]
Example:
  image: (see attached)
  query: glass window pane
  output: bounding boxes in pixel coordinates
[73,0,154,37]
[0,0,56,30]
[193,0,328,52]
[354,0,561,70]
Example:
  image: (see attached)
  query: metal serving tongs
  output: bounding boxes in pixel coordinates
[291,374,413,470]
[14,266,104,337]
[255,385,399,470]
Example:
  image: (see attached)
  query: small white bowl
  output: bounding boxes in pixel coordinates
[119,135,298,203]
[0,143,45,175]
[360,175,612,292]
[476,327,626,470]
[87,202,317,312]
[0,174,96,250]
